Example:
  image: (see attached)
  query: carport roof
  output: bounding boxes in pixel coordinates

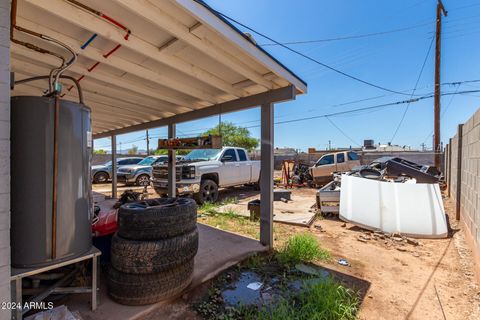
[10,0,307,137]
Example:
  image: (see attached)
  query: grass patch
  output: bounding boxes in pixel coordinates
[198,202,220,215]
[199,209,260,239]
[277,233,331,265]
[242,276,359,320]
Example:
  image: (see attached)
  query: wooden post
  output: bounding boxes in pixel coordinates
[434,0,447,168]
[167,124,176,198]
[260,102,274,247]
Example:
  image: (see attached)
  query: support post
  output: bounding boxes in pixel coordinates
[146,129,150,155]
[455,124,463,220]
[111,135,117,199]
[260,102,274,247]
[434,0,447,168]
[168,124,176,198]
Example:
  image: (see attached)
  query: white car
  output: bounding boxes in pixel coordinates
[151,147,260,204]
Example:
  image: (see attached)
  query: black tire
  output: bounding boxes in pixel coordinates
[93,171,109,184]
[107,259,194,306]
[118,197,197,240]
[135,174,150,186]
[194,179,219,204]
[111,228,198,274]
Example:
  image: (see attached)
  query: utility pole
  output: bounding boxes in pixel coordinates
[146,129,150,155]
[434,0,447,168]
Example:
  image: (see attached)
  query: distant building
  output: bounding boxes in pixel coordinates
[362,139,416,152]
[274,147,298,156]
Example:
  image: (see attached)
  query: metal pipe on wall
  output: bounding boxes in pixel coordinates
[51,94,60,259]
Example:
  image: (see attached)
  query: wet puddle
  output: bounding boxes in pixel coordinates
[219,264,330,307]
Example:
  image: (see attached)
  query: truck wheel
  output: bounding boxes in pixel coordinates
[118,197,197,240]
[107,259,194,305]
[135,174,150,186]
[93,171,108,184]
[194,179,218,204]
[111,228,198,274]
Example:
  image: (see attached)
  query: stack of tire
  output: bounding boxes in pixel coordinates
[107,197,198,305]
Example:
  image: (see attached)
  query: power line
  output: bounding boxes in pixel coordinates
[197,0,415,97]
[240,90,480,129]
[422,83,463,144]
[260,21,433,46]
[325,116,360,147]
[390,35,435,143]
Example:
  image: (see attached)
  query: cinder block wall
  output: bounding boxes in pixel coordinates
[0,1,11,319]
[446,108,480,279]
[459,110,480,239]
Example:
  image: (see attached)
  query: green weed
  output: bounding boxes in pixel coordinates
[277,233,331,265]
[199,202,220,215]
[242,276,359,320]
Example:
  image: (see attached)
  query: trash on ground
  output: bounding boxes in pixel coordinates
[274,189,292,201]
[246,281,263,290]
[338,258,350,266]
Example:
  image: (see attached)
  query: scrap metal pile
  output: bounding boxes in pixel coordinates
[317,157,448,238]
[349,157,442,184]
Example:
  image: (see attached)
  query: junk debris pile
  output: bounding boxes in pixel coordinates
[316,157,447,239]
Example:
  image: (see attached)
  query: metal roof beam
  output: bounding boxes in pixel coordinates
[93,85,296,138]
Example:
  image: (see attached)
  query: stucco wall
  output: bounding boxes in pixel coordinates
[0,1,11,319]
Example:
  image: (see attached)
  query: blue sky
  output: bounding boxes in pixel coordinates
[94,0,480,152]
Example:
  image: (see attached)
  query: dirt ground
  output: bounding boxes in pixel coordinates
[95,182,480,319]
[310,192,480,320]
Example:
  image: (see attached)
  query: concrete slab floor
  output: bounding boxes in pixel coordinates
[63,223,267,320]
[217,188,317,227]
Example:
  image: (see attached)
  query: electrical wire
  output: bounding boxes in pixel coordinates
[389,35,435,143]
[325,116,360,147]
[234,90,480,130]
[195,0,415,96]
[422,84,463,145]
[260,21,433,46]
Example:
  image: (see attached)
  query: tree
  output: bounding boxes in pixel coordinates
[127,145,139,155]
[203,122,258,151]
[94,149,107,155]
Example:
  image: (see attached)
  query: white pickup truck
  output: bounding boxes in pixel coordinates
[151,147,261,204]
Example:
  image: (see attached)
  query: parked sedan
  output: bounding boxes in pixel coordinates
[91,157,143,184]
[117,155,183,186]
